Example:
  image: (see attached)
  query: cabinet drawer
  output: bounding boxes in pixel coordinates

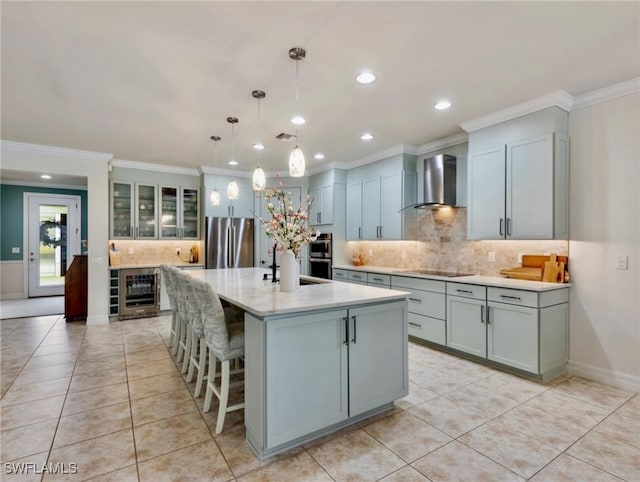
[403,289,445,320]
[447,282,486,300]
[391,275,446,294]
[333,269,349,281]
[408,313,446,345]
[488,287,538,308]
[367,273,391,287]
[348,271,367,284]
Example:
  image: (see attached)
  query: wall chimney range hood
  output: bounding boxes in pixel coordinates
[414,154,457,208]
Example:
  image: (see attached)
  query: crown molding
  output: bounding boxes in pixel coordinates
[416,132,469,156]
[0,179,87,191]
[199,165,252,178]
[332,144,417,170]
[110,158,200,176]
[0,140,113,162]
[459,90,574,133]
[572,77,640,110]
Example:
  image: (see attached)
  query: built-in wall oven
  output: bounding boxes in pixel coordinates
[309,233,332,279]
[119,267,160,319]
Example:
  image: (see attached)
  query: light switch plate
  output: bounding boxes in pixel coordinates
[616,255,628,270]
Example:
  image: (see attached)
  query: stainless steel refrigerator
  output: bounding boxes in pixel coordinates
[205,217,255,269]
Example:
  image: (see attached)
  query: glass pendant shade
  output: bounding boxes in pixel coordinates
[289,146,306,177]
[210,189,221,206]
[227,179,239,200]
[252,167,266,191]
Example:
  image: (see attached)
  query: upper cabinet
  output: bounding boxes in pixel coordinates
[308,169,346,227]
[205,176,255,219]
[110,166,201,240]
[110,181,158,239]
[346,154,417,241]
[467,107,569,240]
[159,186,200,239]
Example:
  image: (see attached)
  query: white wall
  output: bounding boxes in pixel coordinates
[568,93,640,391]
[1,142,111,324]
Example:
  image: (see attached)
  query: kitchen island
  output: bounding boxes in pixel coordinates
[187,268,409,459]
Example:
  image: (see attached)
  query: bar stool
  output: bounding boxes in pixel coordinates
[160,265,178,352]
[198,280,245,434]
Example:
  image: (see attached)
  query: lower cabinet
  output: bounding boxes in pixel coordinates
[446,282,569,378]
[249,300,408,451]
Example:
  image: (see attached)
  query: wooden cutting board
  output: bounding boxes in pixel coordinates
[523,254,568,268]
[542,254,559,282]
[499,267,543,281]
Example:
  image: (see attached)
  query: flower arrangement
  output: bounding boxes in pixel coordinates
[259,188,319,256]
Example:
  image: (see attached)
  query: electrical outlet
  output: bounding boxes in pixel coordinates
[128,247,135,255]
[616,255,628,270]
[11,247,20,254]
[176,248,181,256]
[488,251,496,262]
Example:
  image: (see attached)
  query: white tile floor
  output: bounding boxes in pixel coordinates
[1,310,638,481]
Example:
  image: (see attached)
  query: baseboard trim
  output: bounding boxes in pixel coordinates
[567,360,640,392]
[0,293,24,300]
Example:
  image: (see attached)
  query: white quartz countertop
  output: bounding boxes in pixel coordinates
[332,264,570,292]
[186,268,409,317]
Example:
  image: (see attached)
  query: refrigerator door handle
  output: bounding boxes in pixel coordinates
[231,225,237,268]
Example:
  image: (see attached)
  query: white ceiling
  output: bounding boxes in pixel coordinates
[2,1,639,176]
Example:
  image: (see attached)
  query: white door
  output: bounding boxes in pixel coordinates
[26,194,81,297]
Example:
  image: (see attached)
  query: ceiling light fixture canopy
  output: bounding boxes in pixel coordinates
[226,117,239,200]
[251,90,266,191]
[288,47,306,177]
[209,135,221,206]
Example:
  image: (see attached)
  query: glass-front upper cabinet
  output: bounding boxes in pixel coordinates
[159,186,199,239]
[181,187,200,239]
[135,183,158,239]
[110,181,134,239]
[160,186,179,238]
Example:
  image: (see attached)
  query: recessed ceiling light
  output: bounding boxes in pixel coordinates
[356,71,376,84]
[291,115,306,125]
[228,160,239,166]
[434,100,452,110]
[360,133,374,141]
[252,143,265,150]
[314,153,325,160]
[41,174,52,179]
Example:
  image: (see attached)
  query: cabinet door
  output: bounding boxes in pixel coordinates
[180,187,200,239]
[362,177,381,239]
[380,172,402,240]
[159,186,179,239]
[488,302,539,373]
[309,186,322,226]
[349,301,408,417]
[446,296,486,357]
[266,309,349,447]
[320,184,333,225]
[506,134,554,239]
[135,183,158,239]
[467,146,506,240]
[110,181,134,239]
[346,181,363,240]
[229,188,255,219]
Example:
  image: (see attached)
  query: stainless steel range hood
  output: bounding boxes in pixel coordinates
[414,154,457,208]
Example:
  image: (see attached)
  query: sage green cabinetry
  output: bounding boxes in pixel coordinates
[308,169,346,227]
[246,300,408,454]
[346,154,417,240]
[159,186,200,239]
[467,107,569,240]
[206,176,254,219]
[110,181,158,239]
[309,184,333,226]
[446,281,568,379]
[392,275,446,345]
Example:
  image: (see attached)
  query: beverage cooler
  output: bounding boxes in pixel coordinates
[119,267,160,319]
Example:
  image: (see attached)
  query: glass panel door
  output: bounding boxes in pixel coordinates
[111,182,133,238]
[181,187,199,239]
[136,184,157,238]
[160,186,178,238]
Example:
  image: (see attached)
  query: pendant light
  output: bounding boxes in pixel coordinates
[226,117,239,200]
[288,47,306,177]
[209,135,221,206]
[251,90,266,191]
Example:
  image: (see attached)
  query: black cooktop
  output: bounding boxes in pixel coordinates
[403,269,473,278]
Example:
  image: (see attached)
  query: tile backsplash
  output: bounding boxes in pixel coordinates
[346,208,569,276]
[108,240,204,267]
